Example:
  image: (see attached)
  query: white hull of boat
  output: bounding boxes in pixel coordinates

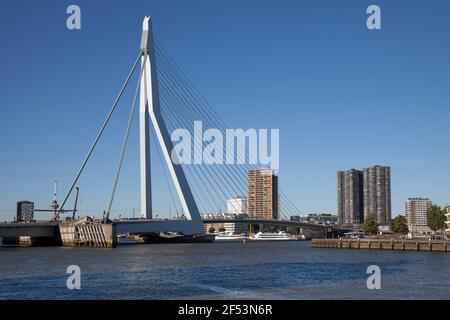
[215,237,247,242]
[248,236,296,241]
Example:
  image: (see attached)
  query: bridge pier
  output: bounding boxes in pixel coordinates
[59,217,117,248]
[1,236,59,247]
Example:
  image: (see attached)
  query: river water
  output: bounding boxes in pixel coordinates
[0,241,449,299]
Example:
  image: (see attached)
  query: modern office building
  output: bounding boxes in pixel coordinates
[16,201,34,222]
[363,165,392,225]
[337,169,364,225]
[248,169,279,220]
[227,197,247,216]
[405,198,432,234]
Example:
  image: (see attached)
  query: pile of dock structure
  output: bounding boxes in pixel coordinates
[59,216,117,248]
[311,238,450,253]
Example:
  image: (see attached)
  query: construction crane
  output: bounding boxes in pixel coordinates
[34,181,80,221]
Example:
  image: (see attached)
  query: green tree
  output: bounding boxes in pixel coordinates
[392,215,408,235]
[208,227,215,234]
[427,205,446,232]
[363,214,378,235]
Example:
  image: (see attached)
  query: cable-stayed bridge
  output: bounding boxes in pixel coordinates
[0,17,337,247]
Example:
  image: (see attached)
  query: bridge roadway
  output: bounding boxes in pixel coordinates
[114,219,204,235]
[0,221,58,238]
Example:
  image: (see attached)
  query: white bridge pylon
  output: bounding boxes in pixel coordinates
[138,16,203,234]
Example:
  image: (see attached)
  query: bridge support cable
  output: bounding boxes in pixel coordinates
[149,127,181,218]
[156,57,246,201]
[106,54,147,220]
[280,192,302,216]
[155,42,303,219]
[58,52,143,217]
[163,96,236,216]
[160,94,225,215]
[158,71,246,200]
[158,74,298,218]
[159,88,222,214]
[159,76,249,216]
[279,197,292,220]
[156,45,292,219]
[156,54,252,217]
[156,54,248,200]
[155,46,268,193]
[160,86,238,214]
[161,97,245,216]
[155,45,250,195]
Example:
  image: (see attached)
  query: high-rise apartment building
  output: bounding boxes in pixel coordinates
[405,198,432,233]
[337,169,364,225]
[248,169,278,220]
[363,165,391,225]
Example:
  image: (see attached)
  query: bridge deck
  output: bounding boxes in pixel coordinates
[0,221,58,238]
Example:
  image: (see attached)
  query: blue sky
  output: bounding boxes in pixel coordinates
[0,0,449,220]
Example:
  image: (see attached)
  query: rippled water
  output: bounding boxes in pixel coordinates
[0,241,449,299]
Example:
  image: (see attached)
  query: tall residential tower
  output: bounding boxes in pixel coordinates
[337,169,364,225]
[363,165,392,225]
[337,165,392,226]
[248,169,278,220]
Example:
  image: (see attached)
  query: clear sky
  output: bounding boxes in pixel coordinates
[0,0,449,220]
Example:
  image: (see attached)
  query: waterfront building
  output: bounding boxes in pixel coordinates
[204,222,225,233]
[445,204,450,236]
[16,201,34,222]
[247,169,279,220]
[405,198,432,234]
[224,222,248,234]
[337,169,364,225]
[363,165,392,225]
[227,197,247,216]
[306,213,338,225]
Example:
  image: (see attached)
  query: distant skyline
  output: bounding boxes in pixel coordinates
[1,0,450,220]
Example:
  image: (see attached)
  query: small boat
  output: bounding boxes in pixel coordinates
[143,232,215,243]
[249,231,296,241]
[296,234,306,240]
[214,232,247,242]
[117,233,141,245]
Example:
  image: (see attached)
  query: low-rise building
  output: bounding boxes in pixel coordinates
[204,223,224,234]
[306,213,338,225]
[224,222,248,234]
[445,204,450,236]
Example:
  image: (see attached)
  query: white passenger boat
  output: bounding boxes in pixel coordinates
[214,232,247,241]
[249,231,296,241]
